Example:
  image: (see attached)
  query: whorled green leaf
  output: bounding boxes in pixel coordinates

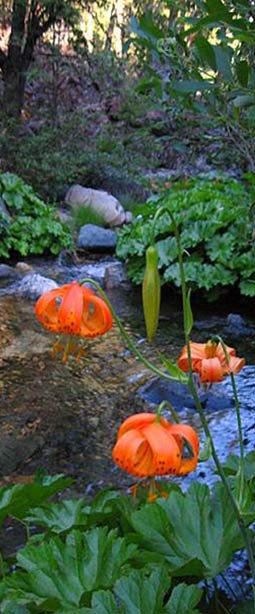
[159,354,188,383]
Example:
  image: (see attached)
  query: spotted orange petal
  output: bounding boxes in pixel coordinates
[112,429,154,477]
[35,286,68,332]
[80,288,113,337]
[57,281,83,335]
[141,423,182,475]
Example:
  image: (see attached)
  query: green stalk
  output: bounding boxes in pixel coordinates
[169,216,255,604]
[79,278,175,382]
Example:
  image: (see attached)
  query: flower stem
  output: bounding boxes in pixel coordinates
[79,278,176,382]
[171,219,255,602]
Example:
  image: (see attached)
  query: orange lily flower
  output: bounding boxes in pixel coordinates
[35,281,112,361]
[112,412,199,478]
[178,340,245,383]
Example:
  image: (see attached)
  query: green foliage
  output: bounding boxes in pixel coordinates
[130,1,255,170]
[72,205,106,231]
[0,172,72,259]
[116,175,255,297]
[0,459,255,611]
[131,481,247,579]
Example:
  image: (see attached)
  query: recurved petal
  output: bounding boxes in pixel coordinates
[112,429,153,477]
[35,286,67,332]
[57,281,83,335]
[80,289,113,337]
[227,355,245,375]
[200,356,223,383]
[216,343,236,365]
[167,423,199,475]
[178,342,206,372]
[141,423,182,475]
[117,413,158,439]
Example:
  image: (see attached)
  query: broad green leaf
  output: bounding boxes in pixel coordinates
[236,61,250,87]
[131,482,248,578]
[170,79,214,94]
[0,475,72,524]
[205,0,231,15]
[194,36,217,71]
[25,498,90,533]
[164,582,202,613]
[114,567,170,614]
[239,279,255,296]
[233,94,255,109]
[89,590,118,613]
[214,46,233,82]
[221,452,255,481]
[0,528,137,608]
[2,606,29,614]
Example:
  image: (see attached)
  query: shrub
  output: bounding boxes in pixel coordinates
[0,172,72,259]
[116,174,255,297]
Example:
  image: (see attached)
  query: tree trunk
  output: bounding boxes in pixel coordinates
[2,60,26,117]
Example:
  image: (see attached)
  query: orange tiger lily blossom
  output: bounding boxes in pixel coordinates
[178,340,245,383]
[112,412,199,479]
[35,281,113,361]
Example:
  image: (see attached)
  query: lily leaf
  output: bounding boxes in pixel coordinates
[159,354,188,383]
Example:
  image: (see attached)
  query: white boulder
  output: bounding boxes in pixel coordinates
[64,184,132,227]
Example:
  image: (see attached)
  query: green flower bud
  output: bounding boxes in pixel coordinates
[142,245,161,342]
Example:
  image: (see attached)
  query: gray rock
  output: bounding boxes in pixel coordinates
[0,264,20,280]
[104,262,131,289]
[16,273,58,300]
[77,224,117,252]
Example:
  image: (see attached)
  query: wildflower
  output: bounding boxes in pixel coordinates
[142,245,161,342]
[35,281,112,361]
[178,340,245,383]
[112,412,199,478]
